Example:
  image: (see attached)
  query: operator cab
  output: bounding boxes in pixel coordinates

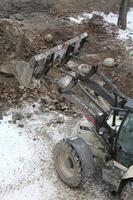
[116,101,133,167]
[97,99,133,168]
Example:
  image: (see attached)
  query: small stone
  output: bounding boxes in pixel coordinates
[22,93,27,98]
[44,108,49,112]
[18,124,24,128]
[12,119,16,124]
[44,34,53,42]
[56,117,64,124]
[12,112,24,121]
[0,112,3,120]
[19,85,24,90]
[103,58,115,67]
[48,105,55,110]
[0,102,3,108]
[3,14,10,19]
[32,104,36,108]
[129,50,133,57]
[62,105,69,110]
[26,113,32,119]
[74,113,78,117]
[15,14,24,21]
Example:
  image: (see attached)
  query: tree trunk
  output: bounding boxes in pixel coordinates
[117,0,129,30]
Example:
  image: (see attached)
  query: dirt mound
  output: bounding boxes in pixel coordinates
[0,20,73,75]
[0,20,19,72]
[0,18,132,98]
[0,20,32,73]
[31,28,74,52]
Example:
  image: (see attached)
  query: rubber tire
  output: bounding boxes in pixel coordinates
[54,140,83,188]
[120,182,133,200]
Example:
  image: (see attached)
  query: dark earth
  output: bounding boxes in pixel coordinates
[0,0,133,112]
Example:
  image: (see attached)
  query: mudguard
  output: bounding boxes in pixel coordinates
[67,137,94,178]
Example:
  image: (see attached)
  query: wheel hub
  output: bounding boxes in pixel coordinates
[59,152,75,178]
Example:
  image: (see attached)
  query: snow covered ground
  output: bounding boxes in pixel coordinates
[0,103,112,200]
[69,8,133,41]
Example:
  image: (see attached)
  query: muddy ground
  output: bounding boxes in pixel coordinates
[0,0,133,199]
[0,0,122,16]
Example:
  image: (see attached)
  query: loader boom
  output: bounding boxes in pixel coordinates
[16,33,130,127]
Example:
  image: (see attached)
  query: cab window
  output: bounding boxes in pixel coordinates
[117,112,133,167]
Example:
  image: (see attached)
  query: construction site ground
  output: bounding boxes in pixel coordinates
[0,0,133,199]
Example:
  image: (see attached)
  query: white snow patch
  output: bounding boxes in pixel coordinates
[69,13,93,24]
[0,115,33,185]
[98,9,133,40]
[2,179,57,200]
[0,103,112,200]
[0,104,75,199]
[69,8,133,41]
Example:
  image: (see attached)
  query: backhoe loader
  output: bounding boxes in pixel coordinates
[13,33,133,199]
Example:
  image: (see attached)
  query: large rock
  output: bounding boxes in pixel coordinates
[44,34,53,42]
[11,60,34,88]
[103,58,116,67]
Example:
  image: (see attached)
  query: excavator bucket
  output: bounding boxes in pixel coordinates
[12,33,88,88]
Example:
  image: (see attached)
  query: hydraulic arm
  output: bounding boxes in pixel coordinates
[16,33,129,126]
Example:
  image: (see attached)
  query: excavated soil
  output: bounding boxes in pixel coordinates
[0,14,132,108]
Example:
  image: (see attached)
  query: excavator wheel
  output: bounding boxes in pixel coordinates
[54,138,94,188]
[120,182,133,200]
